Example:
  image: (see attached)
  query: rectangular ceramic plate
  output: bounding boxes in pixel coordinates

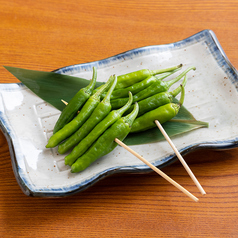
[1,29,238,197]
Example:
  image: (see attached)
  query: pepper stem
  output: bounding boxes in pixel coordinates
[85,67,97,93]
[150,64,183,76]
[123,102,139,127]
[170,75,187,97]
[93,75,115,99]
[166,66,196,88]
[102,75,117,103]
[179,84,185,107]
[156,67,182,81]
[116,91,133,115]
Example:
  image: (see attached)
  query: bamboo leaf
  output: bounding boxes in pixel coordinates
[4,66,103,111]
[124,118,208,145]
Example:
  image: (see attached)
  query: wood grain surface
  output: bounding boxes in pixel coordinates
[0,0,238,237]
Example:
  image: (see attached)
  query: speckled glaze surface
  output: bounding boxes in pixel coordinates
[1,29,238,197]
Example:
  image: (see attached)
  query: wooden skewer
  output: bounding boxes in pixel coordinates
[61,99,68,105]
[114,138,199,202]
[61,99,80,113]
[154,120,206,195]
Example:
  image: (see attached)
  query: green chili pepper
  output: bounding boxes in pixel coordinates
[64,92,134,165]
[57,75,117,154]
[115,64,183,89]
[53,67,97,134]
[46,75,115,148]
[70,102,139,173]
[100,68,181,100]
[130,84,185,133]
[127,75,187,117]
[111,66,195,110]
[94,64,183,94]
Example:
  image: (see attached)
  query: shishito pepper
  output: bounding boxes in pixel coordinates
[130,84,185,133]
[63,92,134,165]
[46,75,116,148]
[53,66,97,134]
[70,102,139,173]
[127,74,187,117]
[110,66,195,110]
[100,68,181,100]
[93,64,183,94]
[114,64,182,89]
[57,75,117,154]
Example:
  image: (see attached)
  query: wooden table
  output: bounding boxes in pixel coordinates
[1,1,238,237]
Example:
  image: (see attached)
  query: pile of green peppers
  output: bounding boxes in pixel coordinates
[46,64,196,173]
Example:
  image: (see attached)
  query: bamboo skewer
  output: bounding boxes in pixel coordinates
[61,99,80,113]
[154,120,206,195]
[61,99,68,105]
[114,138,199,202]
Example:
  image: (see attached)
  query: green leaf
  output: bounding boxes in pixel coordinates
[4,66,208,145]
[4,66,103,111]
[124,118,208,146]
